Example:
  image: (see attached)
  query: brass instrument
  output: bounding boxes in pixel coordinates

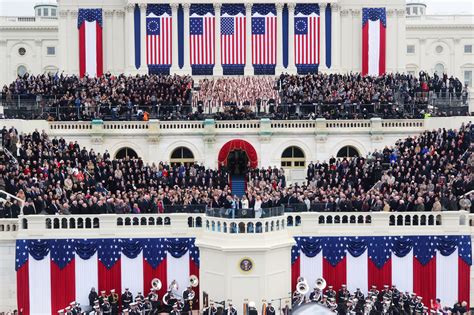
[315,278,326,290]
[151,278,162,291]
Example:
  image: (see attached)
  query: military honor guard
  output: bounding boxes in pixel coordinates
[121,288,133,309]
[135,291,145,302]
[171,303,181,315]
[108,289,119,315]
[309,287,323,302]
[148,288,160,313]
[325,286,336,299]
[182,285,195,313]
[143,297,153,315]
[99,290,107,308]
[203,301,218,315]
[265,302,276,315]
[224,301,237,315]
[102,299,112,315]
[337,284,350,303]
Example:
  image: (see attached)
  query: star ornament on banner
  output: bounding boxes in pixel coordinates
[51,239,75,269]
[323,237,348,266]
[147,20,159,32]
[143,238,166,269]
[98,239,121,269]
[295,19,307,33]
[15,240,29,270]
[189,239,200,266]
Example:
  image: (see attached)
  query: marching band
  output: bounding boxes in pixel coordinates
[56,275,463,315]
[290,277,445,315]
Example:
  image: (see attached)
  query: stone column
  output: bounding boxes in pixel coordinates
[139,3,148,74]
[396,9,406,73]
[34,39,42,73]
[385,9,396,73]
[0,39,6,84]
[287,3,296,74]
[70,10,79,74]
[319,3,326,72]
[58,10,68,74]
[214,3,223,75]
[104,10,114,72]
[170,3,179,74]
[351,9,361,72]
[124,4,135,73]
[181,3,191,74]
[244,3,253,75]
[275,3,284,74]
[339,7,350,73]
[331,4,340,72]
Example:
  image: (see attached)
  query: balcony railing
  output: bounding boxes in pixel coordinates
[0,210,469,240]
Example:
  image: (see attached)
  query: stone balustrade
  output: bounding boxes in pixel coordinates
[1,210,470,241]
[46,118,427,135]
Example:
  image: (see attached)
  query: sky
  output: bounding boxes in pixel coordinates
[0,0,473,16]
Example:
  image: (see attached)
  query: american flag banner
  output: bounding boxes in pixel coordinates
[190,4,215,75]
[146,4,172,69]
[252,4,276,74]
[362,8,386,76]
[77,9,103,78]
[291,236,471,309]
[294,4,320,70]
[221,4,246,75]
[16,238,200,315]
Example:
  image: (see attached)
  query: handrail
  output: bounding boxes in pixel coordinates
[463,190,474,197]
[1,146,18,166]
[0,190,25,215]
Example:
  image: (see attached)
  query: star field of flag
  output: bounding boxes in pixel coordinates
[77,8,102,28]
[362,8,386,27]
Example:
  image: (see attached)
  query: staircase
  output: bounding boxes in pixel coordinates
[231,174,246,197]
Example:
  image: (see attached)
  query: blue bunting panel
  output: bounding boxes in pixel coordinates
[16,237,199,270]
[292,235,472,267]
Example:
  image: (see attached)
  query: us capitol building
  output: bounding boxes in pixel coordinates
[0,0,473,85]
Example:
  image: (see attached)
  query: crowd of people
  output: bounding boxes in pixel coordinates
[194,76,279,107]
[246,122,473,213]
[278,72,468,106]
[293,280,469,315]
[1,71,468,121]
[1,72,193,121]
[0,121,472,218]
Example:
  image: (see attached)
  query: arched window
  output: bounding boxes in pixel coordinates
[17,65,28,77]
[281,146,305,168]
[434,63,445,75]
[115,147,138,159]
[170,147,194,166]
[336,146,359,158]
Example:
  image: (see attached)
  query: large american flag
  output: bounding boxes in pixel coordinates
[221,13,246,65]
[251,5,276,65]
[16,238,200,314]
[146,13,172,65]
[294,4,320,65]
[190,5,215,65]
[292,235,471,309]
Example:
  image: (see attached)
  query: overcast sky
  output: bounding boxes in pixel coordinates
[0,0,473,16]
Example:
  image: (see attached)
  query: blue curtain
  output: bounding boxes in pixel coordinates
[121,239,143,259]
[346,238,367,258]
[75,239,98,260]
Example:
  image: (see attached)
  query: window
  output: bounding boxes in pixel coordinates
[464,71,473,87]
[434,63,445,75]
[18,47,26,56]
[170,147,194,166]
[420,7,424,15]
[435,45,443,54]
[37,9,41,16]
[51,8,57,16]
[407,45,415,54]
[465,45,473,54]
[115,147,138,159]
[406,7,410,15]
[413,7,418,15]
[17,66,28,77]
[336,146,359,158]
[281,146,305,168]
[47,47,55,55]
[43,8,49,16]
